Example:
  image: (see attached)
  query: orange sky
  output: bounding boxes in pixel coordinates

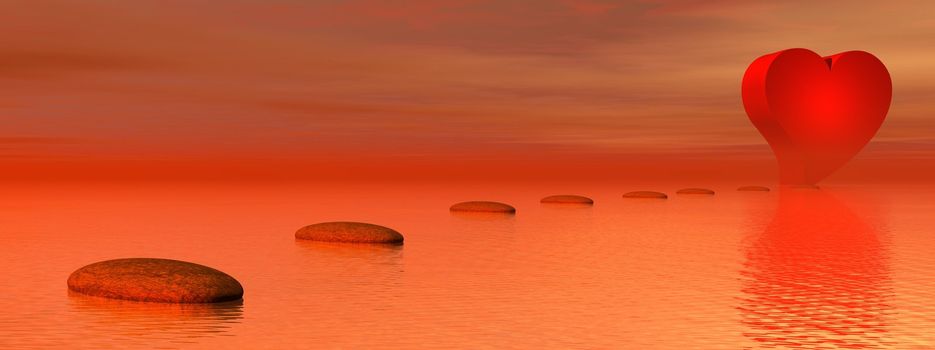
[2,0,934,182]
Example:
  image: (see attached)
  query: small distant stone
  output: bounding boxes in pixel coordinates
[622,191,668,199]
[540,195,593,205]
[737,185,770,192]
[449,201,516,213]
[295,222,404,244]
[788,184,821,190]
[677,188,715,195]
[67,258,244,303]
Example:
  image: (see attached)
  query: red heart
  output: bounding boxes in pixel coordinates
[741,48,891,185]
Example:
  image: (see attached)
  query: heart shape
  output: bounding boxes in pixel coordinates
[741,48,892,185]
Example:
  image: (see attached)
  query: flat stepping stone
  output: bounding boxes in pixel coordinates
[295,222,404,244]
[449,201,516,213]
[622,191,668,199]
[737,185,770,192]
[676,188,715,195]
[540,195,593,205]
[67,258,244,303]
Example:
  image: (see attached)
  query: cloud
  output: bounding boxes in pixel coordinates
[0,50,150,78]
[1,0,934,180]
[0,136,79,145]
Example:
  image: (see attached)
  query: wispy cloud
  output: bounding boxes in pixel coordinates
[1,0,933,179]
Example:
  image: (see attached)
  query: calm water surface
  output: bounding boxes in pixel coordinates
[1,181,933,349]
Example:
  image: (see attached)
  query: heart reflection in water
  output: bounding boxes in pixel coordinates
[738,188,894,348]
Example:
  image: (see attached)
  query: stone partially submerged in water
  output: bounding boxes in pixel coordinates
[449,201,516,213]
[295,222,404,244]
[622,191,668,199]
[67,258,244,303]
[676,188,715,195]
[737,185,770,192]
[540,195,593,205]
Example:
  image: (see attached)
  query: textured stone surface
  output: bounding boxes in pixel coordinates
[676,188,716,195]
[295,222,404,244]
[449,201,516,213]
[737,185,771,192]
[540,195,594,205]
[622,191,668,199]
[67,258,244,303]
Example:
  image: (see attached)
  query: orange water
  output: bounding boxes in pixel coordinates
[0,181,933,349]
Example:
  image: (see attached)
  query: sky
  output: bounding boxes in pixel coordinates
[1,0,934,182]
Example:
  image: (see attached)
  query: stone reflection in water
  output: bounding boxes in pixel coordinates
[449,210,518,222]
[292,240,405,289]
[294,239,404,266]
[68,292,243,346]
[739,189,894,348]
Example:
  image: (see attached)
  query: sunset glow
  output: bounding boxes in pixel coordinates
[4,1,934,182]
[3,3,935,348]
